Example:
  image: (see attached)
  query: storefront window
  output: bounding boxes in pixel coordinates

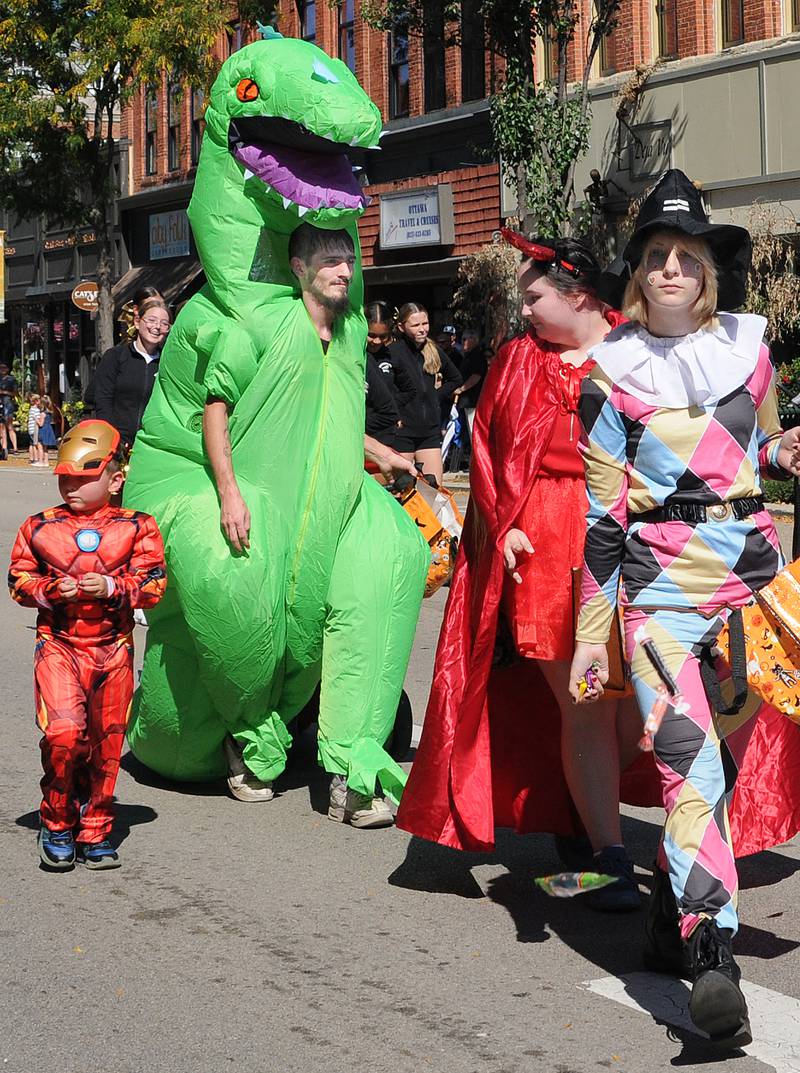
[793,0,799,30]
[655,0,678,58]
[389,27,409,119]
[722,0,744,47]
[191,88,205,165]
[338,0,356,72]
[145,90,158,176]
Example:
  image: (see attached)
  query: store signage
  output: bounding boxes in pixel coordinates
[628,120,672,181]
[71,280,99,312]
[150,209,190,260]
[43,231,96,251]
[379,186,455,250]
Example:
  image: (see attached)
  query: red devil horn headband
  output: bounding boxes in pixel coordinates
[500,226,582,278]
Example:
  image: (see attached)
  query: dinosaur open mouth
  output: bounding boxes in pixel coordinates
[229,116,367,212]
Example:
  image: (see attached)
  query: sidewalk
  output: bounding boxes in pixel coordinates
[0,453,52,470]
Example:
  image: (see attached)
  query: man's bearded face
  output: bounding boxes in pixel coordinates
[303,251,355,317]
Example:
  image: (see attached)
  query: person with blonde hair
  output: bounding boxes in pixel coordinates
[91,294,171,446]
[569,170,800,1047]
[38,395,58,465]
[389,301,462,485]
[27,393,45,466]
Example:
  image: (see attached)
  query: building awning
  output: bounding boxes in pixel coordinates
[363,257,462,287]
[112,260,205,312]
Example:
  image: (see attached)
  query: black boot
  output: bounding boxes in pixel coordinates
[643,864,691,977]
[687,919,751,1048]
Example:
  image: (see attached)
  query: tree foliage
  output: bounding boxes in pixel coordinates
[450,239,521,344]
[0,0,276,355]
[361,0,622,236]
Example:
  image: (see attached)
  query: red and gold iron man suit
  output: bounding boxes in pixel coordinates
[8,421,166,843]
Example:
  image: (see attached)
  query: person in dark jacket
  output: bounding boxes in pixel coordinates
[389,302,462,485]
[365,353,401,449]
[365,301,415,412]
[91,296,171,446]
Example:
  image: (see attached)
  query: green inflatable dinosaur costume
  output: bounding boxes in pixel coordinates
[123,33,428,802]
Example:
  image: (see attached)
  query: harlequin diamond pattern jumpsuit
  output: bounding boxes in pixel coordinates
[576,343,787,938]
[9,506,166,843]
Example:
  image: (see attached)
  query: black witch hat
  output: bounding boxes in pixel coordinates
[613,169,752,311]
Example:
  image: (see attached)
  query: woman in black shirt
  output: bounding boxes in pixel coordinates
[91,295,171,446]
[388,302,462,485]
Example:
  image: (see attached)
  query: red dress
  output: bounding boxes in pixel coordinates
[396,320,800,855]
[502,361,590,662]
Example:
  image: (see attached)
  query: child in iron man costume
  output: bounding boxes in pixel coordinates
[8,420,166,870]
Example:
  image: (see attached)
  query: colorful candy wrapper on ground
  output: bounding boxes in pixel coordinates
[535,871,619,898]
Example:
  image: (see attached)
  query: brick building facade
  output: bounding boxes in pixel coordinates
[114,0,800,326]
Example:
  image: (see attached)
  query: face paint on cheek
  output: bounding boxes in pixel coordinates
[647,274,657,286]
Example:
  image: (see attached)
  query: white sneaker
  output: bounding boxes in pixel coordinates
[223,735,274,802]
[328,774,394,828]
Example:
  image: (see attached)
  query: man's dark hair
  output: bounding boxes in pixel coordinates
[288,223,354,267]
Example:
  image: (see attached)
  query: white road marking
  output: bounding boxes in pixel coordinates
[582,972,800,1071]
[411,723,422,747]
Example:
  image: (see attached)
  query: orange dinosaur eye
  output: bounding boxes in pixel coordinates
[236,78,259,102]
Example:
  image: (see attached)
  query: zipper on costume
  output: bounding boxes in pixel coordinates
[287,330,330,605]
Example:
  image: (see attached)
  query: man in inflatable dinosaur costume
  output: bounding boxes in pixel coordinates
[123,31,429,825]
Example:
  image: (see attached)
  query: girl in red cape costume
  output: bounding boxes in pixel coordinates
[396,249,800,863]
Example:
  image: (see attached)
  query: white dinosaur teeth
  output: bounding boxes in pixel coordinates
[243,169,254,181]
[282,196,293,210]
[367,145,381,150]
[297,206,309,217]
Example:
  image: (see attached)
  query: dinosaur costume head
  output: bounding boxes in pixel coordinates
[189,33,381,317]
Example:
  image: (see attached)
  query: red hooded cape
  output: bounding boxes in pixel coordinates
[396,325,800,857]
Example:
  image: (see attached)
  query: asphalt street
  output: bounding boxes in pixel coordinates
[1,465,799,1073]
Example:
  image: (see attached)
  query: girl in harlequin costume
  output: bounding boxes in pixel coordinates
[569,170,800,1047]
[8,420,167,871]
[397,237,664,907]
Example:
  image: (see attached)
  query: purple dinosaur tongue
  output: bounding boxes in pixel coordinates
[234,141,366,211]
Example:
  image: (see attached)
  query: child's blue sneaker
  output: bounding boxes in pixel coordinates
[38,826,75,870]
[76,840,120,870]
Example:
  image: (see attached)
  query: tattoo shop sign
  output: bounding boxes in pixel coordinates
[379,185,455,250]
[149,209,190,260]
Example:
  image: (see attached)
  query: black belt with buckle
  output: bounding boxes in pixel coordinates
[631,496,764,525]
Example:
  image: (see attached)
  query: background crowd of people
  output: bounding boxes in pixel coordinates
[0,290,487,482]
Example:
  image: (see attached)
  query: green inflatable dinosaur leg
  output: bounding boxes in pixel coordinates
[132,613,226,781]
[316,474,428,803]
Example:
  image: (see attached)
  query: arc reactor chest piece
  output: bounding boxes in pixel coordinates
[75,529,102,553]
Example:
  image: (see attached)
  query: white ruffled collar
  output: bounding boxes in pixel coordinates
[589,313,767,408]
